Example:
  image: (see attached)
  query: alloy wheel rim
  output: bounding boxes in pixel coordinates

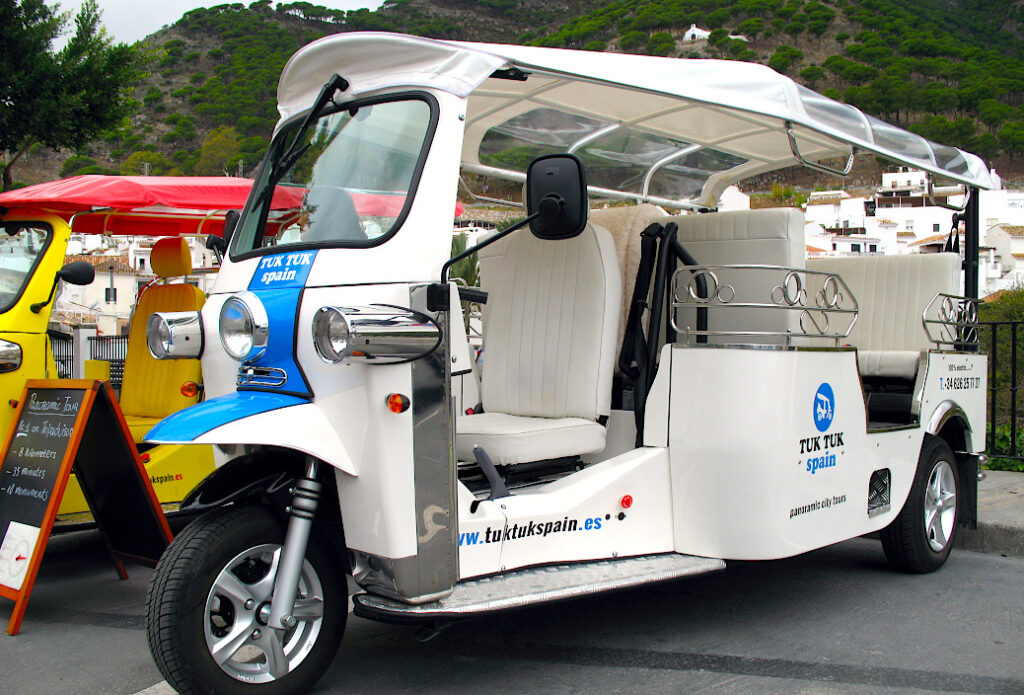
[923,459,957,553]
[203,543,325,683]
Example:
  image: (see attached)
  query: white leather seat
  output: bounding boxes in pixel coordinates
[456,222,621,465]
[667,208,805,344]
[807,253,959,379]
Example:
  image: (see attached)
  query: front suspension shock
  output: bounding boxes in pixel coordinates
[267,456,322,630]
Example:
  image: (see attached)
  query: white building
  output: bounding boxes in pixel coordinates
[54,235,217,335]
[682,24,711,41]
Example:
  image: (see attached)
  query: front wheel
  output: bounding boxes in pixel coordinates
[145,505,345,695]
[880,435,960,573]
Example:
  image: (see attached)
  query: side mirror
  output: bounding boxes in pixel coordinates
[206,209,239,259]
[223,209,240,244]
[30,261,95,313]
[57,261,95,286]
[526,153,588,240]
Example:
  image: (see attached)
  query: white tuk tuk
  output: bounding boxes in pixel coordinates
[142,32,991,695]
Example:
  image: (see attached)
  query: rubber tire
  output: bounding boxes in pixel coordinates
[145,505,346,695]
[880,435,960,573]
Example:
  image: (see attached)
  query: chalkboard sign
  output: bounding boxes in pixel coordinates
[0,380,172,635]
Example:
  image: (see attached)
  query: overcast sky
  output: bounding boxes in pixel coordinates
[49,1,384,47]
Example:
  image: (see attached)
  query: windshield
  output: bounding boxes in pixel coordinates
[233,94,435,256]
[0,223,52,313]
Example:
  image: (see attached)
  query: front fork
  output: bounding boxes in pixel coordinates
[267,456,322,631]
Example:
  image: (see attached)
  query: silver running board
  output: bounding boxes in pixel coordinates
[353,553,725,622]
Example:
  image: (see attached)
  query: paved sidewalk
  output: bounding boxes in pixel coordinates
[957,469,1024,558]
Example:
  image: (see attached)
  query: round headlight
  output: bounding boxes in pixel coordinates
[219,292,268,362]
[147,313,171,359]
[312,307,351,363]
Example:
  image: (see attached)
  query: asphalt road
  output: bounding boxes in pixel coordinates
[1,531,1022,695]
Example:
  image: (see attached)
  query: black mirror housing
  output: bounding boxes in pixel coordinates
[526,153,588,240]
[222,209,240,245]
[58,261,95,286]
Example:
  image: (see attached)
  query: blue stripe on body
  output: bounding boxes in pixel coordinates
[145,391,309,442]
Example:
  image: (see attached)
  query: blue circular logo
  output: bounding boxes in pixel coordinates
[813,383,835,432]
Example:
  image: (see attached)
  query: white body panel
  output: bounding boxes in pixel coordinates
[668,347,915,560]
[919,351,987,448]
[457,447,675,579]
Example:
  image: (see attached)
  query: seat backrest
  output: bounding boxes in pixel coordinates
[477,222,621,420]
[666,208,805,344]
[119,237,206,419]
[589,204,669,352]
[806,253,959,354]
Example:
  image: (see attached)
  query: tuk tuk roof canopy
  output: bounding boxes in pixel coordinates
[0,176,280,237]
[0,175,461,237]
[278,32,993,208]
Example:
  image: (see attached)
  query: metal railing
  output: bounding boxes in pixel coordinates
[981,321,1024,464]
[48,330,74,379]
[89,335,129,390]
[670,265,859,346]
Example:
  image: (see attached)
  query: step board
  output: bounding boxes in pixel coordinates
[353,553,725,622]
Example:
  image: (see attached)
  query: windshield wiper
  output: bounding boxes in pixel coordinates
[254,73,350,207]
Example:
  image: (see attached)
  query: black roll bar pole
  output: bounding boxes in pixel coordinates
[964,186,980,300]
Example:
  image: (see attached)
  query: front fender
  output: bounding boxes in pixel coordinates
[146,391,358,475]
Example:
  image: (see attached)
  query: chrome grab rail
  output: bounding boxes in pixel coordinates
[922,293,980,348]
[671,264,859,346]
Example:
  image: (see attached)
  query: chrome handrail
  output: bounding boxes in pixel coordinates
[922,293,980,348]
[671,264,859,346]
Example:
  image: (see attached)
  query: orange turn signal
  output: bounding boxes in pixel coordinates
[181,381,201,398]
[386,393,410,414]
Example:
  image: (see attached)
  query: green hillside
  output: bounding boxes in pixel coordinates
[40,0,1024,185]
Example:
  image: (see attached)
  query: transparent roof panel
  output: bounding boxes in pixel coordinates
[867,116,932,164]
[649,148,748,200]
[579,128,696,193]
[479,108,611,168]
[929,143,971,177]
[797,85,869,142]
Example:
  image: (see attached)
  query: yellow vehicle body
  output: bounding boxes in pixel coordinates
[0,212,214,523]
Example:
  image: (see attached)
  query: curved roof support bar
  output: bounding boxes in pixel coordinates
[641,143,701,199]
[786,121,854,176]
[926,173,970,212]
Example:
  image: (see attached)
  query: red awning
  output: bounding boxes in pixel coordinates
[0,175,464,237]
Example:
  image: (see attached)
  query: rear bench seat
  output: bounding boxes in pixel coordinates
[806,253,959,380]
[666,208,806,345]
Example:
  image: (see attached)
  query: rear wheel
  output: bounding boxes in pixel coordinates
[146,505,345,695]
[880,435,960,573]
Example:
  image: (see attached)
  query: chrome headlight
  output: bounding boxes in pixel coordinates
[219,292,269,362]
[313,305,440,364]
[147,311,204,359]
[0,338,22,373]
[312,307,352,363]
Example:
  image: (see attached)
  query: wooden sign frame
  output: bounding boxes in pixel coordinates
[0,380,172,635]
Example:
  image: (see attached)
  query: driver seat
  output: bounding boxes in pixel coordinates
[455,221,621,465]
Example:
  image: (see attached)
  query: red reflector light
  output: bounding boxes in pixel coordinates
[8,399,16,408]
[620,494,633,509]
[181,381,200,398]
[386,393,411,413]
[140,454,151,463]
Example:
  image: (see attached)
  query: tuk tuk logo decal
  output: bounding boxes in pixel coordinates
[800,383,843,474]
[249,250,317,290]
[813,382,834,432]
[458,515,603,547]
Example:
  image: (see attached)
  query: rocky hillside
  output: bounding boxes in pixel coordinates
[20,0,1024,187]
